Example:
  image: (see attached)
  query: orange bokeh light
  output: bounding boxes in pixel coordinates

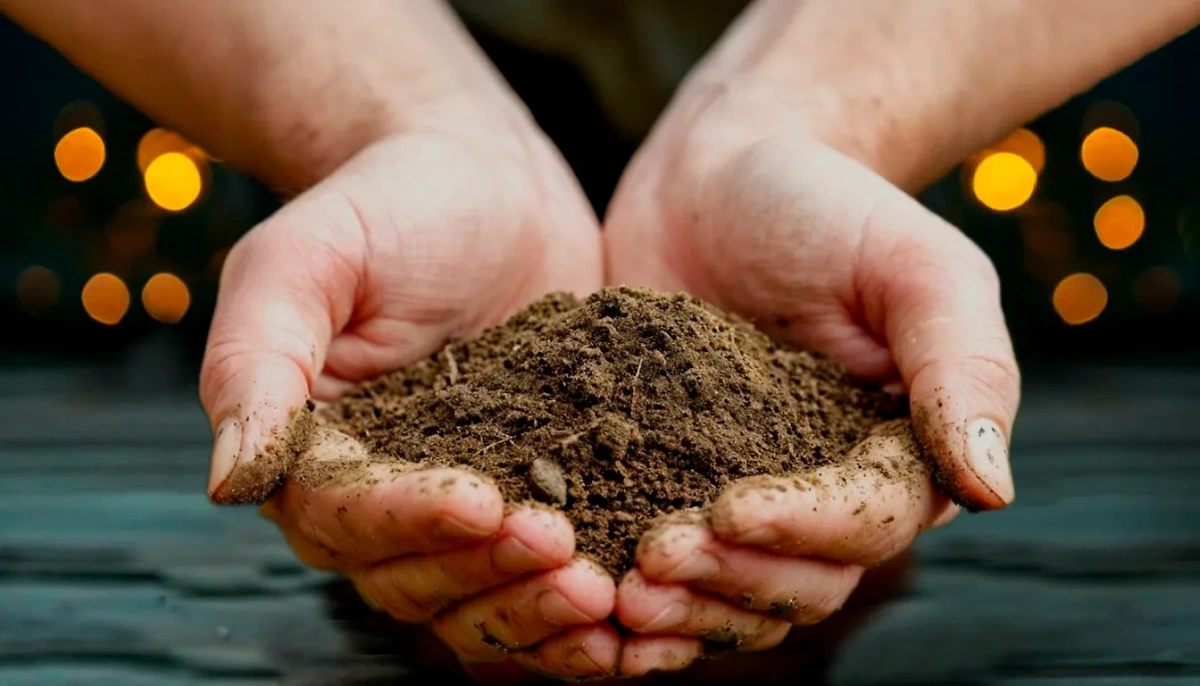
[54,127,105,182]
[141,273,191,324]
[1081,127,1138,182]
[1093,195,1145,250]
[16,266,60,315]
[1052,273,1108,325]
[81,273,130,325]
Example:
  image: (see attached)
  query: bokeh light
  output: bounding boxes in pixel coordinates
[1020,204,1075,284]
[54,127,105,182]
[16,266,60,315]
[1093,195,1145,250]
[1081,127,1138,182]
[973,152,1037,211]
[141,273,191,324]
[137,128,195,173]
[992,128,1046,174]
[145,152,202,211]
[106,200,160,259]
[81,273,130,325]
[1053,273,1108,325]
[1133,266,1181,315]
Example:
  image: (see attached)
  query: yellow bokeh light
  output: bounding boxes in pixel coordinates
[16,266,60,315]
[1093,195,1145,250]
[81,273,130,325]
[1052,273,1107,325]
[1081,127,1138,182]
[972,152,1037,211]
[992,128,1046,174]
[141,273,191,324]
[145,152,202,211]
[54,127,105,182]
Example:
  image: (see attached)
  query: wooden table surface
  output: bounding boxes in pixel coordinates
[3,361,1199,685]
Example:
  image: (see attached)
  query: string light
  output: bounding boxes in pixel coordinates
[141,273,191,324]
[1093,195,1145,250]
[992,128,1046,173]
[1081,127,1138,182]
[972,152,1037,211]
[1052,273,1108,325]
[54,127,105,182]
[145,152,202,211]
[16,266,60,315]
[1133,266,1181,315]
[81,273,130,325]
[137,128,196,173]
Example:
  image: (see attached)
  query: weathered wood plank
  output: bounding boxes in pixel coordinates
[2,365,1198,684]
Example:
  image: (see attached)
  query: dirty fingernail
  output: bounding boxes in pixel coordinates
[965,418,1014,505]
[208,417,241,497]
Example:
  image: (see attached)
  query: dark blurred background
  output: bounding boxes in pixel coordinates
[4,9,1200,685]
[2,11,1199,377]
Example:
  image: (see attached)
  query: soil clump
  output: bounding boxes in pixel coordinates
[317,287,911,572]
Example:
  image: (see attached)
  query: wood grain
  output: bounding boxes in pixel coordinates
[2,366,1198,684]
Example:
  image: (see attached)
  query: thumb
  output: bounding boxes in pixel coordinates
[200,192,361,504]
[858,196,1020,512]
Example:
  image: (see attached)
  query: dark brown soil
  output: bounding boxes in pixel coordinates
[317,287,910,572]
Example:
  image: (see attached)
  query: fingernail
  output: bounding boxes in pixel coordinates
[492,535,547,573]
[565,644,607,675]
[208,417,241,497]
[637,601,690,633]
[663,550,720,582]
[434,515,494,540]
[537,590,595,625]
[744,620,791,651]
[965,418,1014,505]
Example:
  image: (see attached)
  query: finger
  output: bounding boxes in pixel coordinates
[620,635,705,676]
[272,429,505,566]
[710,421,945,565]
[259,503,342,571]
[353,506,575,622]
[638,521,862,624]
[510,623,620,679]
[857,195,1020,511]
[433,558,615,660]
[616,570,790,651]
[200,191,369,504]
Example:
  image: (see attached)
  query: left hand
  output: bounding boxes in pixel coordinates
[602,74,1020,675]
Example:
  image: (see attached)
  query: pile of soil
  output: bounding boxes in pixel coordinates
[315,287,911,572]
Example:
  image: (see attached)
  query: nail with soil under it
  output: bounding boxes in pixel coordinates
[964,417,1014,505]
[208,416,242,498]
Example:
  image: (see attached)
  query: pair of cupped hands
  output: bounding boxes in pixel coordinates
[199,69,1020,679]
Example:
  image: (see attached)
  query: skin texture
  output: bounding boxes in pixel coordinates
[4,0,1200,679]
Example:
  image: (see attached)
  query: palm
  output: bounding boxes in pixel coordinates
[602,124,1015,666]
[608,133,966,385]
[205,131,602,421]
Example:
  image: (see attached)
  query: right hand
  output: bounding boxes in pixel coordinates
[199,114,624,678]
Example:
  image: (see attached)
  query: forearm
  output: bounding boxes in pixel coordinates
[694,0,1200,192]
[0,0,524,193]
